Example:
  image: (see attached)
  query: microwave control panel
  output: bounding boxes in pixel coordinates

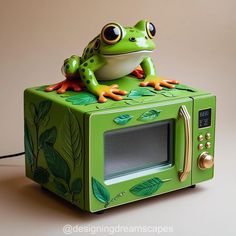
[192,94,216,184]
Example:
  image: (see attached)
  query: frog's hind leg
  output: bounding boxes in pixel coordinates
[131,65,144,79]
[45,79,84,94]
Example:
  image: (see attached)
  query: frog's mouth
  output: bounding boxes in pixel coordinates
[102,50,153,56]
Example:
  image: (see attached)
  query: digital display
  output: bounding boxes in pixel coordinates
[199,109,211,128]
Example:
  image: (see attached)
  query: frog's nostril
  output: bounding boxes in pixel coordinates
[129,37,136,42]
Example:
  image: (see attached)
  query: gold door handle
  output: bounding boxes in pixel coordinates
[178,105,192,182]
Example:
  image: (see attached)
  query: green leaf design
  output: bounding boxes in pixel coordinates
[128,88,155,98]
[37,100,52,122]
[160,91,175,97]
[24,120,34,165]
[130,177,169,197]
[175,84,197,92]
[62,110,82,168]
[138,110,161,121]
[39,127,57,148]
[42,144,71,184]
[33,167,50,184]
[54,179,68,196]
[113,114,133,125]
[92,177,110,205]
[65,92,97,105]
[71,178,82,194]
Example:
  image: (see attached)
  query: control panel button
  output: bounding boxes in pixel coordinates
[198,134,204,142]
[205,132,211,140]
[205,142,211,149]
[198,143,204,150]
[198,152,214,169]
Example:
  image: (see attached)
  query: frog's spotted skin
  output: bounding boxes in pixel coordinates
[45,20,178,102]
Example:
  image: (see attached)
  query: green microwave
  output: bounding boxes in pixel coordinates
[24,77,216,213]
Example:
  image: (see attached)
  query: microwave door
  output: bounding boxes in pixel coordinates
[87,99,193,212]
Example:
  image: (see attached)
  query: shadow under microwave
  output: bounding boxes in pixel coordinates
[104,120,174,183]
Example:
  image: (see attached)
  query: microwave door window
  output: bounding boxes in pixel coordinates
[104,120,174,180]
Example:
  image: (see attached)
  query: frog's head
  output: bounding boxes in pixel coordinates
[94,20,156,55]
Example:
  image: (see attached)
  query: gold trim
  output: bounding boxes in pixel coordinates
[178,105,192,182]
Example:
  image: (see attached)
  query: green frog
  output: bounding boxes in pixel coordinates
[45,20,178,102]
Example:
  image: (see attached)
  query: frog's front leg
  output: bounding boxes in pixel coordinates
[140,57,179,90]
[45,55,84,94]
[79,55,127,103]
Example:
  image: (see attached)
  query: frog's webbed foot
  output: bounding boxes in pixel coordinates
[140,76,179,90]
[95,84,127,103]
[45,79,84,94]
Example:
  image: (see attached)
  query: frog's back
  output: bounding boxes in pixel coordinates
[81,36,99,63]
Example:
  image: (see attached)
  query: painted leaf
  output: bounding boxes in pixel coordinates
[39,127,57,148]
[113,114,133,125]
[62,109,82,168]
[160,91,175,97]
[37,100,52,122]
[65,92,97,105]
[175,84,197,92]
[33,167,50,184]
[138,110,161,121]
[92,177,110,204]
[29,103,37,124]
[24,120,34,165]
[42,145,71,184]
[129,177,164,197]
[128,88,155,98]
[54,179,67,196]
[71,178,82,194]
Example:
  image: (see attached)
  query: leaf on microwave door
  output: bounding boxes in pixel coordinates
[62,109,82,168]
[65,92,97,105]
[42,144,71,184]
[39,127,57,148]
[138,109,161,121]
[54,179,68,196]
[71,178,82,194]
[92,177,110,205]
[129,177,165,197]
[24,120,34,166]
[128,88,156,98]
[37,100,52,123]
[113,114,133,125]
[175,84,197,92]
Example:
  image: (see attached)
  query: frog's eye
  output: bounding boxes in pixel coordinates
[101,23,122,45]
[146,22,156,39]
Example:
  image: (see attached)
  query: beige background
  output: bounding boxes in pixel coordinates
[0,0,236,235]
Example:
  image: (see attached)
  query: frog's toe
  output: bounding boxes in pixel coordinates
[140,81,149,87]
[110,84,119,89]
[45,82,63,92]
[98,95,107,103]
[106,92,123,101]
[164,79,179,84]
[112,89,127,95]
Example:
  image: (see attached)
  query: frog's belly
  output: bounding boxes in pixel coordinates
[95,50,152,81]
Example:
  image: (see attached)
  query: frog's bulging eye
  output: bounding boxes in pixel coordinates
[101,23,122,45]
[146,22,156,39]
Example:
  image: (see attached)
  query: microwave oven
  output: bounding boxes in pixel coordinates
[24,77,216,213]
